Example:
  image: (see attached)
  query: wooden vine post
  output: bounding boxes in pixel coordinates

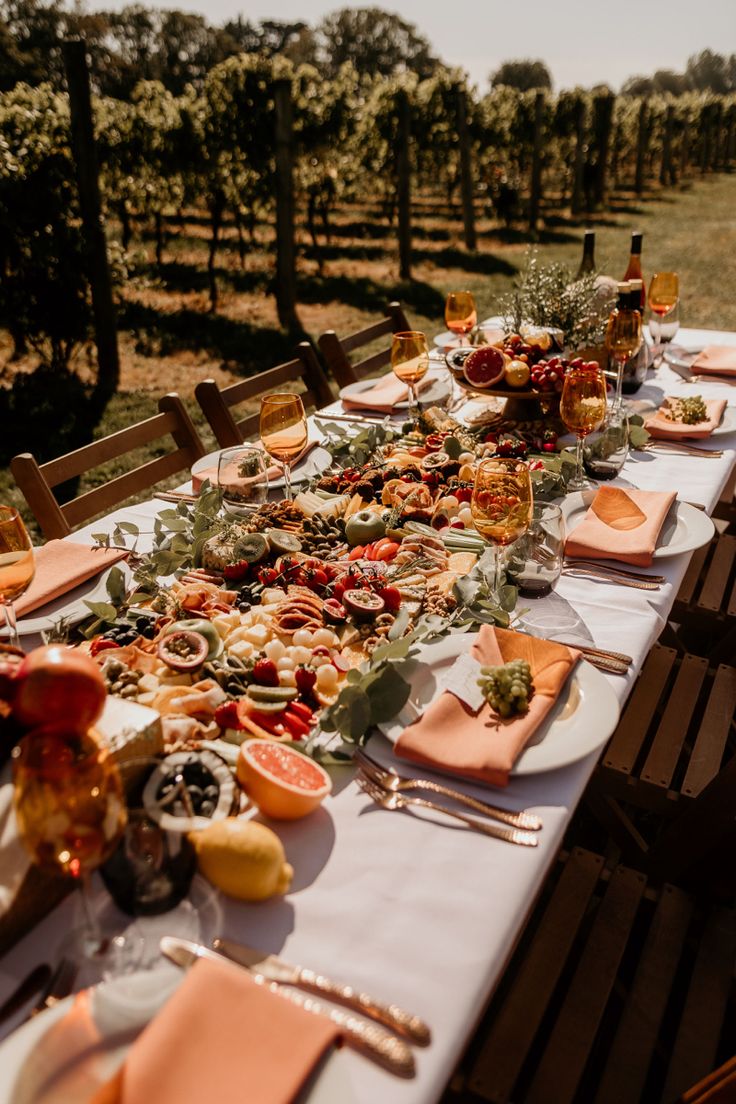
[592,93,614,207]
[61,38,119,395]
[660,104,675,186]
[396,89,412,280]
[528,91,545,233]
[455,85,476,251]
[571,96,587,215]
[273,78,301,334]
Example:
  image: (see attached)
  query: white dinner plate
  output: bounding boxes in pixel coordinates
[338,372,449,411]
[561,491,715,560]
[379,632,620,776]
[645,404,736,437]
[192,444,333,492]
[0,967,352,1104]
[1,563,131,640]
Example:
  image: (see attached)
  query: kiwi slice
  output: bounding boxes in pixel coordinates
[242,697,288,713]
[232,532,270,564]
[246,684,299,703]
[266,529,302,555]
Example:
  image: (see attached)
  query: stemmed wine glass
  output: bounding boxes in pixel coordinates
[0,506,35,650]
[648,272,680,364]
[12,725,141,980]
[471,458,533,606]
[391,331,430,425]
[605,307,643,411]
[260,394,308,503]
[445,291,477,346]
[560,364,608,491]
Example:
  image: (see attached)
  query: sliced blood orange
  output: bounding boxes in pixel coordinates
[236,738,332,820]
[463,346,507,389]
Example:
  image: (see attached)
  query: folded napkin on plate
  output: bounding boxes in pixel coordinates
[342,372,433,413]
[394,625,580,788]
[565,486,676,567]
[646,397,727,440]
[691,346,736,378]
[192,440,319,493]
[1,541,128,624]
[440,327,505,352]
[90,957,342,1104]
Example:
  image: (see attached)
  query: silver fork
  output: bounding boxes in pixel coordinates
[562,565,661,590]
[354,747,542,831]
[356,776,539,847]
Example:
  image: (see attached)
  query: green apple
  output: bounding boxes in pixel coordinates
[344,509,386,547]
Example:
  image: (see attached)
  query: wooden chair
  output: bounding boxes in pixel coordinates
[11,393,205,540]
[583,644,736,889]
[318,301,411,388]
[194,343,333,449]
[668,534,736,664]
[457,847,736,1104]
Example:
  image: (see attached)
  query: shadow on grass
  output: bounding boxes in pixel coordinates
[481,225,582,247]
[295,272,445,317]
[119,300,296,373]
[411,246,517,275]
[152,261,271,297]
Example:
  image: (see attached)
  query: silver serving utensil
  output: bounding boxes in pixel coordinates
[160,938,415,1077]
[564,559,666,583]
[212,936,430,1045]
[354,746,542,831]
[562,566,661,590]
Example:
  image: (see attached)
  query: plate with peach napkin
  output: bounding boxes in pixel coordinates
[0,964,352,1104]
[339,371,448,414]
[0,543,130,638]
[191,441,331,494]
[665,345,736,381]
[380,628,619,780]
[562,488,714,565]
[645,398,733,440]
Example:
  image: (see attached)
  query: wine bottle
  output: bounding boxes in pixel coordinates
[576,230,596,278]
[621,278,647,394]
[623,232,645,309]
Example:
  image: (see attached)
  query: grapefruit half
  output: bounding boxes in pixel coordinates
[237,739,332,820]
[463,346,507,389]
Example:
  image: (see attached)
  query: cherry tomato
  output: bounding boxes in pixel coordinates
[375,541,400,561]
[377,586,401,612]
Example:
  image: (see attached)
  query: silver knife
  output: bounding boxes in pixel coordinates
[160,937,415,1078]
[213,936,430,1046]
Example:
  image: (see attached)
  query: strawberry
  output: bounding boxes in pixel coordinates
[252,658,279,686]
[223,560,250,581]
[377,586,401,612]
[214,700,243,730]
[295,667,317,695]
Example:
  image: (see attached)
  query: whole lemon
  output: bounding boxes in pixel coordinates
[504,359,531,389]
[191,817,293,901]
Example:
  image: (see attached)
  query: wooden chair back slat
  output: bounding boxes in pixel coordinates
[593,884,694,1104]
[640,654,708,791]
[11,393,204,540]
[679,1056,736,1103]
[602,645,677,774]
[318,302,412,387]
[676,542,709,606]
[526,866,646,1104]
[698,534,735,613]
[662,906,736,1103]
[194,344,332,450]
[681,664,736,798]
[468,848,603,1102]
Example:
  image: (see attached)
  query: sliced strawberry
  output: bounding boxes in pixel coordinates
[215,700,243,730]
[252,658,279,687]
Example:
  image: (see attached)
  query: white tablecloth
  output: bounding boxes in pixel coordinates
[0,328,734,1102]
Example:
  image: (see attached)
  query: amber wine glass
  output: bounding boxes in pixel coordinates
[12,726,139,978]
[605,307,642,411]
[260,394,308,502]
[648,272,679,361]
[560,364,608,491]
[0,506,34,649]
[391,331,430,424]
[445,291,477,345]
[471,459,533,605]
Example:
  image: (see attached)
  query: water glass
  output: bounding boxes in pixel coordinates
[217,446,269,512]
[583,407,629,481]
[504,504,565,599]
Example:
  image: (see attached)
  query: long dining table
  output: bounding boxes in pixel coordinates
[0,326,734,1102]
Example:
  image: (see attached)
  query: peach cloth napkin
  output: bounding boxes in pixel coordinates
[646,397,727,440]
[342,372,433,413]
[691,346,736,378]
[192,440,319,493]
[90,957,342,1104]
[395,625,580,787]
[565,486,676,567]
[2,541,128,623]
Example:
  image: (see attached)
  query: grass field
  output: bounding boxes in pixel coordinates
[2,172,735,538]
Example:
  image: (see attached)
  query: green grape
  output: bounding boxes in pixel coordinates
[477,660,534,717]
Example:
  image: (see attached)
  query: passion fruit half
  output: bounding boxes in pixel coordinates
[157,630,209,672]
[342,589,386,620]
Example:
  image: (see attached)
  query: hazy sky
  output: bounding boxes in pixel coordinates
[100,0,736,90]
